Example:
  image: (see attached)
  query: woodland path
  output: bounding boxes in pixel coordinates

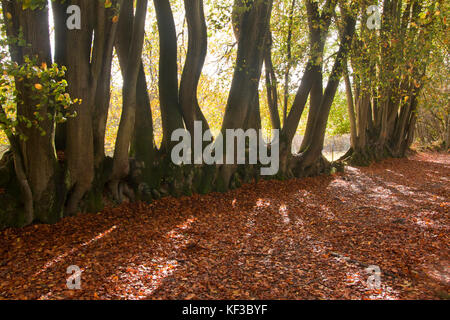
[0,152,448,300]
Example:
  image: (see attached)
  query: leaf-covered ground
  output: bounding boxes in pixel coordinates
[0,152,448,300]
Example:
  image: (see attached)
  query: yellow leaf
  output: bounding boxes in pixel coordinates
[22,0,30,10]
[112,15,119,23]
[34,83,43,90]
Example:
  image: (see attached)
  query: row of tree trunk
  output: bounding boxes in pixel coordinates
[0,0,433,228]
[342,0,438,165]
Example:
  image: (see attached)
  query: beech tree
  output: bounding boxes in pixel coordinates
[275,0,356,178]
[342,0,443,165]
[1,0,72,225]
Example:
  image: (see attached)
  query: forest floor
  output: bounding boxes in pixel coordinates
[0,152,448,300]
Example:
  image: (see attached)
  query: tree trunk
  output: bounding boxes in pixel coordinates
[299,9,356,170]
[51,0,68,152]
[62,1,120,215]
[299,0,336,153]
[110,0,148,200]
[344,66,358,149]
[179,0,209,134]
[114,0,156,166]
[93,1,121,168]
[2,1,62,224]
[218,0,273,190]
[264,31,281,130]
[282,0,296,125]
[154,0,185,153]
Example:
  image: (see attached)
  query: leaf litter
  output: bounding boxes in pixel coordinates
[0,152,448,300]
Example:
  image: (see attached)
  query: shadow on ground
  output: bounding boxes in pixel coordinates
[0,152,448,300]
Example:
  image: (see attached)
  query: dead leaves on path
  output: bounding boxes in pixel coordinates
[0,152,448,300]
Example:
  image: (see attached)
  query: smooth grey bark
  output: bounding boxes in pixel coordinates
[63,0,96,215]
[51,0,68,151]
[61,0,121,215]
[282,0,296,125]
[219,0,273,189]
[133,65,156,164]
[110,0,148,199]
[299,0,336,153]
[114,0,155,165]
[93,1,122,168]
[264,31,281,130]
[344,66,358,149]
[298,6,356,168]
[179,0,210,134]
[221,0,273,131]
[154,0,185,153]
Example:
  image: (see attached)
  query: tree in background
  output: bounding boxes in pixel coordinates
[415,1,449,150]
[342,0,445,165]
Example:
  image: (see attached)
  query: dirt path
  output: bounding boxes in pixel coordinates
[0,152,448,300]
